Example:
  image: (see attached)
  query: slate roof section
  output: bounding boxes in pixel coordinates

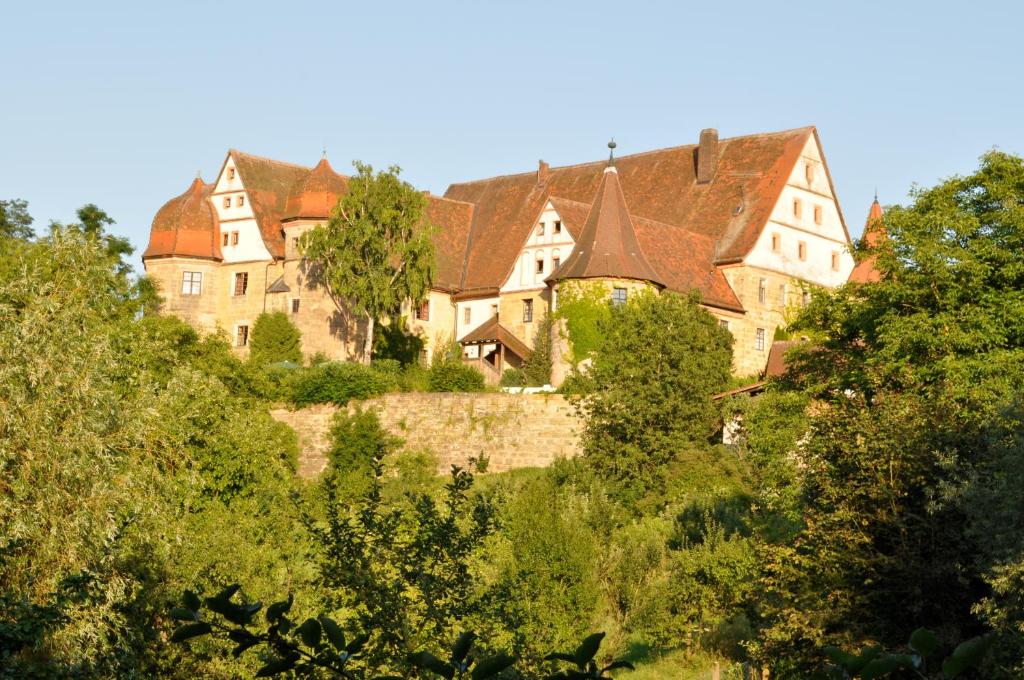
[143,177,222,260]
[459,315,533,360]
[266,275,291,293]
[444,127,820,292]
[230,150,311,259]
[549,166,665,287]
[849,199,885,284]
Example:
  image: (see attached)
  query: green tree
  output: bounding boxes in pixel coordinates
[248,311,303,366]
[300,162,435,362]
[0,199,34,240]
[575,289,733,502]
[522,312,553,386]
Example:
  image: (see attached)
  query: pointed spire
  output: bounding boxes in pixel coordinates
[549,148,664,287]
[607,138,617,168]
[849,196,886,283]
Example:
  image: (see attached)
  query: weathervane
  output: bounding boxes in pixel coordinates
[608,138,617,167]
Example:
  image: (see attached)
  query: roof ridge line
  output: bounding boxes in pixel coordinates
[229,148,314,170]
[445,126,816,188]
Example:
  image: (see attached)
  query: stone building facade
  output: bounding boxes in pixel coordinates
[143,126,862,381]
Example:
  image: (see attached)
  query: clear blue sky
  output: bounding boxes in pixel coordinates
[2,0,1020,273]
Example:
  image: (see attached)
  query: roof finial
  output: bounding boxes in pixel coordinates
[196,169,202,179]
[874,187,878,202]
[607,138,617,167]
[321,144,327,160]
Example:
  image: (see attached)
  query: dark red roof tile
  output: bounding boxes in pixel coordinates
[143,177,221,260]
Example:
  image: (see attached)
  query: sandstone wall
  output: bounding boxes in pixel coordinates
[270,393,582,478]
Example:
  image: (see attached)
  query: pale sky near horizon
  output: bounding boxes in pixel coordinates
[2,0,1021,274]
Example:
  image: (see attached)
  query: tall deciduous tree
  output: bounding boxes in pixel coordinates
[0,199,34,240]
[300,162,434,362]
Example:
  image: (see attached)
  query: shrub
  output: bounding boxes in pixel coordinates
[522,313,553,386]
[428,342,485,392]
[499,368,525,387]
[291,361,397,407]
[372,315,425,365]
[248,311,302,366]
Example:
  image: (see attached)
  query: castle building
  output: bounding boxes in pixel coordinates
[143,126,857,381]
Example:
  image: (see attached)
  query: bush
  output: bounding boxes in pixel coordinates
[429,360,485,392]
[499,368,525,387]
[291,361,397,407]
[248,311,302,366]
[372,316,425,366]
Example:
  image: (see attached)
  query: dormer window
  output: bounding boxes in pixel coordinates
[538,222,545,236]
[554,220,562,235]
[224,197,231,208]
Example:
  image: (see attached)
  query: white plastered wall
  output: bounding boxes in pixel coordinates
[212,153,274,263]
[500,201,576,294]
[743,135,854,288]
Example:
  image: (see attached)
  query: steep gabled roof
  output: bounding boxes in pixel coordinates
[230,150,311,258]
[143,177,221,260]
[425,195,475,292]
[444,127,815,291]
[849,198,885,284]
[549,164,664,286]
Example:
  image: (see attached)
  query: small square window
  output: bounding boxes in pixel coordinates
[793,198,802,219]
[222,233,229,247]
[181,271,202,295]
[831,250,840,271]
[611,287,627,307]
[771,232,781,253]
[233,272,248,296]
[755,327,765,351]
[814,205,822,225]
[236,324,249,347]
[238,195,245,207]
[537,222,545,236]
[805,162,814,184]
[416,300,430,321]
[231,231,239,245]
[523,298,534,322]
[224,197,231,208]
[554,220,562,234]
[228,167,236,180]
[536,258,544,275]
[719,319,729,330]
[291,298,300,314]
[758,278,767,304]
[463,306,471,326]
[798,241,807,261]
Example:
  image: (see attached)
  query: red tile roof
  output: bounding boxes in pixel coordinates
[425,195,475,291]
[549,165,665,287]
[445,127,818,294]
[282,157,348,222]
[459,315,533,360]
[142,177,221,260]
[230,150,311,259]
[849,199,885,283]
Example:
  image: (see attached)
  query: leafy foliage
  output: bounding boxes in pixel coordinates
[373,315,426,366]
[291,361,398,407]
[522,313,553,386]
[300,162,435,361]
[0,198,34,240]
[429,344,486,392]
[249,311,303,367]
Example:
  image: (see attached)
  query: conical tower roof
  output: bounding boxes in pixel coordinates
[143,176,221,260]
[283,157,348,221]
[849,197,885,283]
[549,146,664,287]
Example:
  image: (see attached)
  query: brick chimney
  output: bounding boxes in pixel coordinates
[537,160,550,186]
[697,128,719,184]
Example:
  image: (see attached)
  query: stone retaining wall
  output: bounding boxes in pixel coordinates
[270,393,582,478]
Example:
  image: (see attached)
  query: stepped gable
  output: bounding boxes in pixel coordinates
[282,157,348,222]
[424,195,475,292]
[849,198,885,283]
[143,177,221,260]
[230,150,311,258]
[444,127,816,292]
[543,196,741,311]
[549,155,665,286]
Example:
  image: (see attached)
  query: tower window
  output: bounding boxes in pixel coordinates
[755,327,765,351]
[523,298,534,322]
[611,287,627,306]
[719,319,729,330]
[814,204,822,225]
[416,300,430,321]
[233,272,248,296]
[235,324,249,347]
[181,271,202,296]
